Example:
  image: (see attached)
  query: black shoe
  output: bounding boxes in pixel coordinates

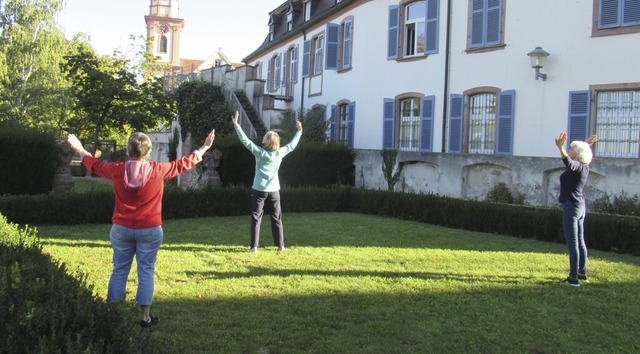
[578,273,588,282]
[140,316,159,328]
[562,277,580,288]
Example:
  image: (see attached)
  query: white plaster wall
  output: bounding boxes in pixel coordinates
[228,0,640,203]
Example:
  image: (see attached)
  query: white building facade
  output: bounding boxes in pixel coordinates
[215,0,640,206]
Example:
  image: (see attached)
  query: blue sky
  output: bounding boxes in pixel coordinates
[57,0,285,62]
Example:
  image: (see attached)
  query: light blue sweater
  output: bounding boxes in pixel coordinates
[234,124,302,192]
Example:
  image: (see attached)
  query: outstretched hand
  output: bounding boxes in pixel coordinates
[295,119,302,132]
[204,129,215,149]
[66,134,89,157]
[231,111,239,125]
[555,132,567,149]
[586,134,598,145]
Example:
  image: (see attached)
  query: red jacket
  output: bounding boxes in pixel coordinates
[82,152,201,228]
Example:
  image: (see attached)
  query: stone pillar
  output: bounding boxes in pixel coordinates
[52,139,74,194]
[201,149,223,188]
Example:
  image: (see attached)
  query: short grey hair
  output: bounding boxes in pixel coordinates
[127,132,152,161]
[570,141,593,165]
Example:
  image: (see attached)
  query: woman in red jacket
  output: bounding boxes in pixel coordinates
[67,129,215,328]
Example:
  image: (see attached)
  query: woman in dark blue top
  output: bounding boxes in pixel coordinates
[555,132,597,288]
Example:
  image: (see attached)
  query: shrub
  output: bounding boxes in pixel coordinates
[485,182,525,205]
[0,126,58,195]
[0,213,152,353]
[590,191,640,217]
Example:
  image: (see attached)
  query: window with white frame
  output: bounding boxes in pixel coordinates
[593,0,640,36]
[448,88,515,154]
[287,12,293,31]
[387,0,439,60]
[304,1,311,21]
[383,95,435,151]
[405,1,426,56]
[594,89,640,158]
[313,34,324,76]
[337,104,349,143]
[468,93,497,154]
[468,0,504,50]
[340,18,353,69]
[399,98,422,151]
[330,101,356,147]
[267,53,281,92]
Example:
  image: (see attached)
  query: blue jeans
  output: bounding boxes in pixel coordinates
[562,201,587,279]
[108,224,163,306]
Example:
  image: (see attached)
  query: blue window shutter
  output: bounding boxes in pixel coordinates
[623,0,640,25]
[425,0,439,54]
[292,46,298,84]
[348,102,356,147]
[342,19,353,68]
[420,96,435,152]
[600,0,620,28]
[302,40,311,78]
[383,98,395,148]
[326,23,339,70]
[486,0,502,45]
[470,0,485,48]
[388,5,399,59]
[448,94,464,153]
[568,90,591,145]
[496,89,515,155]
[330,105,337,142]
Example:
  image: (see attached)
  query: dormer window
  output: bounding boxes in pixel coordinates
[287,12,293,31]
[304,1,311,21]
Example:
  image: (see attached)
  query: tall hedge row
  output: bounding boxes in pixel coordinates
[0,126,59,195]
[213,135,356,188]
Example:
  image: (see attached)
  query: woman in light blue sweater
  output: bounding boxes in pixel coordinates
[232,111,302,252]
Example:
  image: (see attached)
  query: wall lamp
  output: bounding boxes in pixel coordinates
[527,46,549,81]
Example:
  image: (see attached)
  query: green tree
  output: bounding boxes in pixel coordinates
[381,148,404,192]
[174,80,232,149]
[281,107,329,143]
[0,0,68,131]
[62,38,174,146]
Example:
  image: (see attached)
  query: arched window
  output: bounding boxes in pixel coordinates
[159,35,168,54]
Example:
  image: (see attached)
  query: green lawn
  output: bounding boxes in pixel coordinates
[35,213,640,353]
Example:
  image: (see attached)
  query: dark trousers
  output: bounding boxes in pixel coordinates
[250,189,284,248]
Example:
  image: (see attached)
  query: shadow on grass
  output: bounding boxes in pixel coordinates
[186,267,532,283]
[149,282,640,353]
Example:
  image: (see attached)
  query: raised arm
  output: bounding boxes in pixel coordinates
[555,132,568,159]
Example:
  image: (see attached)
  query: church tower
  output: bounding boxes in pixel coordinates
[144,0,184,70]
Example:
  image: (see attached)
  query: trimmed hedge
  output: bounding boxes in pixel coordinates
[0,213,152,353]
[0,187,638,256]
[214,135,356,188]
[0,126,58,195]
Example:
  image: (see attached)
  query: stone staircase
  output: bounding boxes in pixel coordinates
[235,91,268,136]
